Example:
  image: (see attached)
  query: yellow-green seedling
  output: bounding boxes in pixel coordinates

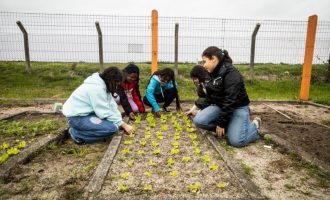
[17,141,26,149]
[210,163,219,171]
[128,133,135,138]
[138,150,145,155]
[176,112,183,118]
[1,143,10,150]
[160,125,168,131]
[143,184,153,192]
[140,141,147,146]
[121,148,130,155]
[182,156,191,163]
[0,153,9,164]
[170,148,180,155]
[173,135,180,140]
[189,133,198,140]
[171,141,179,148]
[156,135,164,140]
[123,140,132,145]
[7,147,20,155]
[193,148,201,156]
[134,114,142,124]
[192,141,199,147]
[118,183,128,192]
[188,182,202,194]
[145,170,152,177]
[148,160,156,166]
[167,157,175,166]
[145,133,151,139]
[217,181,229,189]
[152,148,161,155]
[146,127,150,132]
[120,172,130,179]
[127,160,134,167]
[169,170,178,177]
[201,155,211,164]
[151,141,159,147]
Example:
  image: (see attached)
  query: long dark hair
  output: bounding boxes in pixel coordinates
[202,46,233,64]
[99,67,123,94]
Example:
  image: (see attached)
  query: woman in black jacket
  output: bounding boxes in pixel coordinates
[192,46,261,148]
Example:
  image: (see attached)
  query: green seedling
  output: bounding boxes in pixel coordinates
[189,133,198,140]
[193,148,201,156]
[140,141,147,146]
[188,182,202,194]
[17,141,26,149]
[137,150,145,155]
[0,153,9,164]
[174,135,180,140]
[176,112,183,118]
[160,118,167,123]
[156,135,164,140]
[151,141,159,147]
[118,183,128,192]
[128,133,135,138]
[201,155,211,164]
[167,157,175,166]
[192,141,199,147]
[145,170,152,177]
[182,156,191,163]
[127,160,134,167]
[187,127,195,133]
[217,181,229,189]
[169,170,178,177]
[170,148,180,155]
[171,141,179,148]
[143,184,153,192]
[160,125,168,131]
[123,140,132,145]
[148,160,155,166]
[121,148,130,155]
[152,148,161,155]
[7,147,20,155]
[0,143,10,150]
[210,163,219,171]
[145,133,151,139]
[120,172,130,179]
[134,114,142,124]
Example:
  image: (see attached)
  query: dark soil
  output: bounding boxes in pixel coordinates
[252,107,330,168]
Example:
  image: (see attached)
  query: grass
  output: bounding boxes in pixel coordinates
[0,61,329,105]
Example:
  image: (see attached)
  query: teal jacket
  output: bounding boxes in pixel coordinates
[62,73,123,128]
[145,75,178,112]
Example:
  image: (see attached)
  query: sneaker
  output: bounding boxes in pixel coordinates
[252,117,261,130]
[68,128,85,145]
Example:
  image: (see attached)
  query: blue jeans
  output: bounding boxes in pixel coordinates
[67,113,118,144]
[193,105,260,148]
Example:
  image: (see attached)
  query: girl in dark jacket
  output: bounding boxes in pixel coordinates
[192,46,261,148]
[114,64,145,120]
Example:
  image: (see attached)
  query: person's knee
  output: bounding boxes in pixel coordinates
[227,137,246,148]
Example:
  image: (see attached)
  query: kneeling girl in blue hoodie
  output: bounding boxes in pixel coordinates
[62,67,135,144]
[143,68,181,117]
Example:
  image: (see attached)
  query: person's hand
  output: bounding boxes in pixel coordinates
[128,112,136,120]
[154,111,161,118]
[215,126,225,137]
[121,123,135,134]
[185,110,197,116]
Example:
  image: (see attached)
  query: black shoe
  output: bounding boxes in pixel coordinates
[162,107,170,112]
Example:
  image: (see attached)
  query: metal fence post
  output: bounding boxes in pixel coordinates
[327,54,330,83]
[16,21,31,74]
[174,23,179,77]
[95,21,104,73]
[151,10,158,74]
[299,15,318,101]
[249,23,261,80]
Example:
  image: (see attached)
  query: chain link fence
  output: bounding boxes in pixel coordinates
[1,11,329,64]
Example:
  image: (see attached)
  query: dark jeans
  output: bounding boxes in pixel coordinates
[143,87,177,109]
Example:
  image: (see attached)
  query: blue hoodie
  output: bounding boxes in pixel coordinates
[145,75,177,112]
[62,73,123,129]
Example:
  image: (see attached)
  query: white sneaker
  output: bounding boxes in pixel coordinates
[252,117,261,130]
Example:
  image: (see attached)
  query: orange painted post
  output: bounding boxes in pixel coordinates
[151,9,158,74]
[299,15,318,101]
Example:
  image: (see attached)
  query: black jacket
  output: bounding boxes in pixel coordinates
[205,62,250,128]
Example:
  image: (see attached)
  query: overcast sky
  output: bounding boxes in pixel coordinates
[1,0,330,20]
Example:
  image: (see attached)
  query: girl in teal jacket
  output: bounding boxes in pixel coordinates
[143,68,181,116]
